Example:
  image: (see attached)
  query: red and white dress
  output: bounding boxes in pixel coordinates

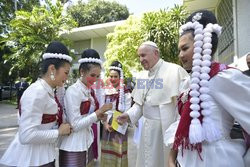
[0,79,60,167]
[101,87,131,167]
[165,63,250,167]
[58,79,99,166]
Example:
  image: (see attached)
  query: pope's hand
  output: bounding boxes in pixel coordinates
[117,113,129,125]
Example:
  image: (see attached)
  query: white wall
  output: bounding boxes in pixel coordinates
[236,0,250,58]
[73,40,91,58]
[71,40,91,70]
[91,37,107,62]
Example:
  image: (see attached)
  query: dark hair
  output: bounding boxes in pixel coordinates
[40,41,71,75]
[79,49,101,73]
[182,10,219,56]
[110,60,122,76]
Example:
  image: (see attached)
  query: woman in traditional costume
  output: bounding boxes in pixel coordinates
[0,41,72,167]
[59,48,112,167]
[164,10,250,167]
[101,60,132,167]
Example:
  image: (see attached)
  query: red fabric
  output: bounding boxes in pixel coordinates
[105,87,129,111]
[91,123,98,159]
[173,62,229,155]
[19,103,58,124]
[90,89,99,111]
[41,114,57,124]
[54,95,63,126]
[78,90,100,160]
[79,89,99,115]
[80,101,91,115]
[90,89,100,159]
[243,130,250,148]
[101,150,127,158]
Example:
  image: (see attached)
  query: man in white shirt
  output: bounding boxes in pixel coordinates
[118,41,188,167]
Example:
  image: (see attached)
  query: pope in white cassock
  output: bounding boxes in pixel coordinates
[117,41,188,167]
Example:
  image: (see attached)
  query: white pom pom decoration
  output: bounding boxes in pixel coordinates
[179,17,222,144]
[203,49,212,55]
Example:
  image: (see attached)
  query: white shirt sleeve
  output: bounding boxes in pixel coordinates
[126,102,143,125]
[19,89,59,144]
[64,87,98,132]
[124,92,132,111]
[164,109,180,147]
[209,68,250,133]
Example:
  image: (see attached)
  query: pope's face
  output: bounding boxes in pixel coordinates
[137,45,158,70]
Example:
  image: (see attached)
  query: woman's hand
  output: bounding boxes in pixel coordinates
[99,113,108,122]
[104,122,113,132]
[168,149,177,167]
[95,103,112,120]
[58,123,71,136]
[168,162,176,167]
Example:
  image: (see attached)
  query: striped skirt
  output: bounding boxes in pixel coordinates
[39,160,55,167]
[59,145,94,167]
[101,128,128,167]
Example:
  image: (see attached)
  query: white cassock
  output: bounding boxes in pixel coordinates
[0,79,59,167]
[127,59,188,167]
[165,68,250,167]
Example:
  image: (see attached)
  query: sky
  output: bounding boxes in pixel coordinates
[68,0,183,16]
[111,0,183,15]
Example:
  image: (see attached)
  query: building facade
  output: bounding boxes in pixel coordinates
[61,20,124,70]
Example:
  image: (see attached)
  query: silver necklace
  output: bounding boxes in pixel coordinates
[142,61,163,105]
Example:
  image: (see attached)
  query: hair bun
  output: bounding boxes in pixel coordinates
[45,41,69,55]
[81,49,100,59]
[110,60,122,69]
[186,10,217,27]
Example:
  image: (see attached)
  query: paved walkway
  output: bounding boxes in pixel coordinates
[0,101,138,167]
[0,101,18,129]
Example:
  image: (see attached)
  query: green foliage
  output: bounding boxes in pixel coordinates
[2,0,77,81]
[104,5,188,77]
[0,0,40,84]
[67,0,129,27]
[104,16,144,78]
[0,0,40,34]
[142,5,188,63]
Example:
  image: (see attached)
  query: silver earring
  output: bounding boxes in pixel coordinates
[50,72,55,81]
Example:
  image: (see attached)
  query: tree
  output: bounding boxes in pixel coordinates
[104,5,188,77]
[0,0,41,84]
[0,0,40,34]
[67,0,129,27]
[142,5,188,63]
[2,0,77,82]
[104,16,143,78]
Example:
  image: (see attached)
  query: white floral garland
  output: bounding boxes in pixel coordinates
[78,58,102,65]
[180,13,222,144]
[43,53,72,62]
[109,66,125,112]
